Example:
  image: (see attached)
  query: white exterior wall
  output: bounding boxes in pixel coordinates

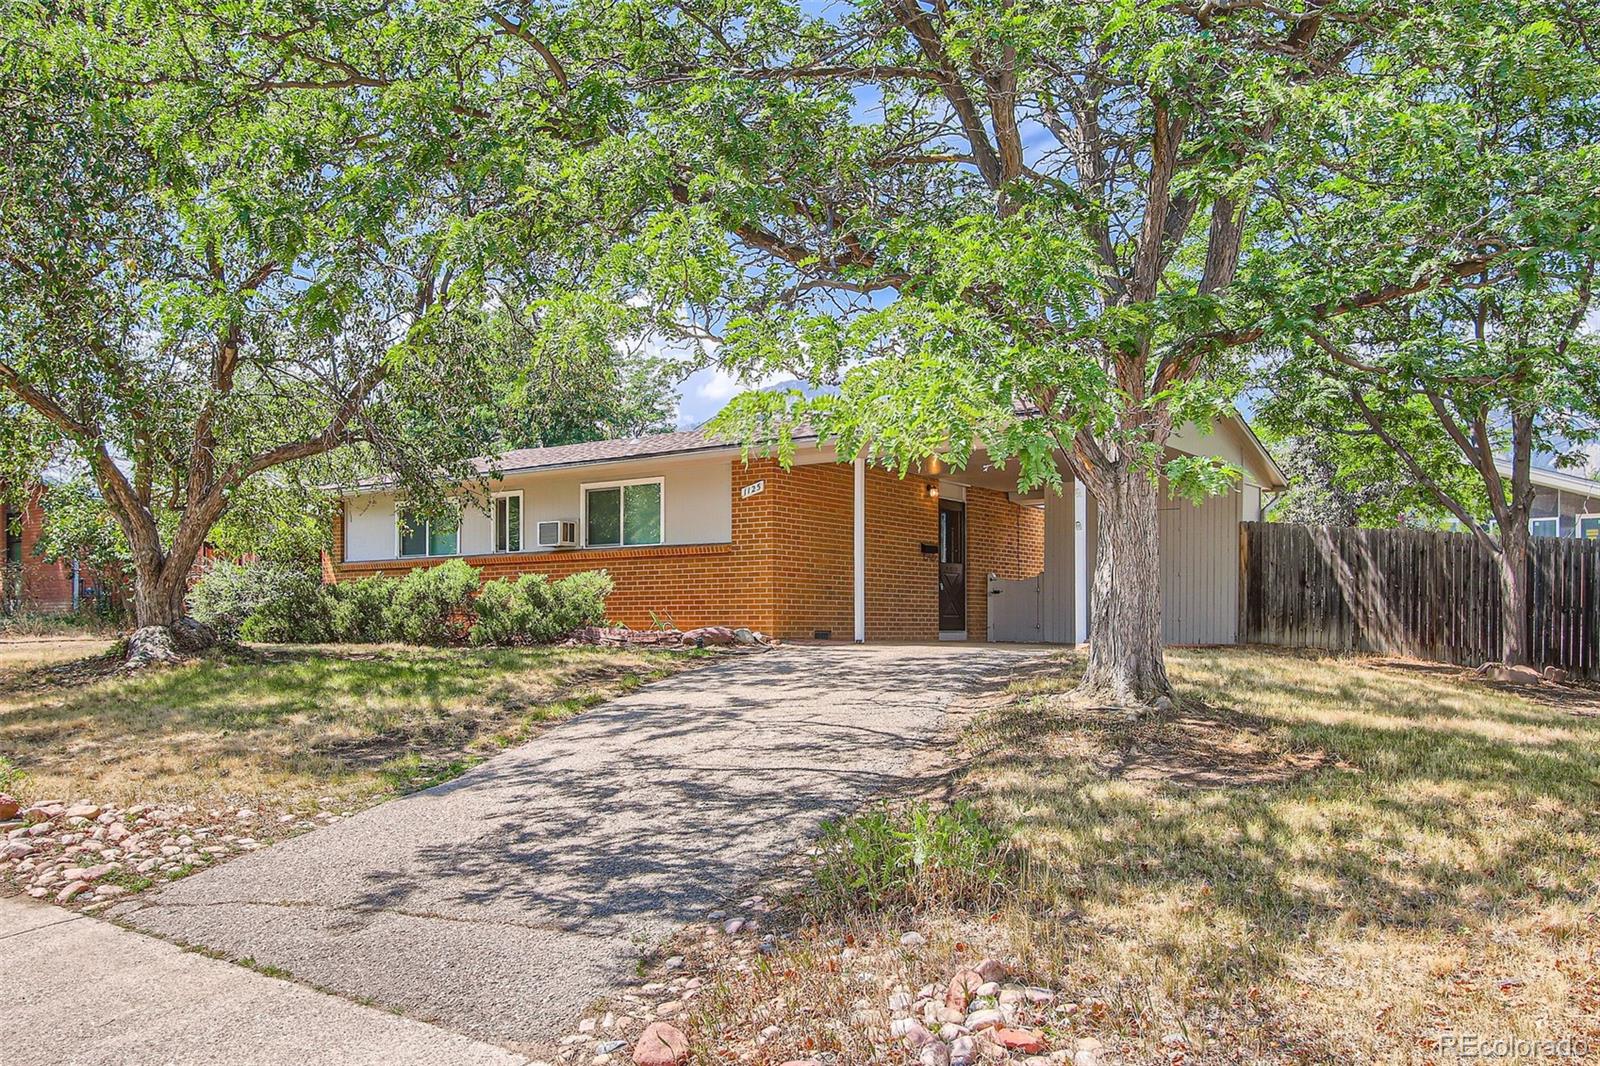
[342,455,733,562]
[1157,486,1246,645]
[1040,482,1076,643]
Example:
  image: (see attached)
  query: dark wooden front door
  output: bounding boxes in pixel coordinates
[939,500,966,632]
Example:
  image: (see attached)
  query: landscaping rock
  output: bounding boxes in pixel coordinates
[56,879,90,903]
[632,1021,690,1065]
[964,1008,1004,1031]
[946,969,984,1011]
[994,1029,1046,1054]
[0,794,18,821]
[682,626,737,647]
[890,1018,936,1047]
[974,959,1008,983]
[949,1035,980,1066]
[900,930,927,947]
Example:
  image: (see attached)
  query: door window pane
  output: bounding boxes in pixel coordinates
[587,487,622,546]
[622,482,662,545]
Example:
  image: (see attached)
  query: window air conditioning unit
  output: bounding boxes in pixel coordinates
[536,520,578,548]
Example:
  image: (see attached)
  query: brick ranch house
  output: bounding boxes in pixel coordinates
[328,421,1285,645]
[1,482,128,615]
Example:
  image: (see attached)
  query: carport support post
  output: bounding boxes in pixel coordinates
[854,454,866,643]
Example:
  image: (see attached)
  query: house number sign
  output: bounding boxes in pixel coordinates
[741,479,766,499]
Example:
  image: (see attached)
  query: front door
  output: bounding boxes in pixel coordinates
[938,500,966,633]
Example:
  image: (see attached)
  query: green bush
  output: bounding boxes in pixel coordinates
[327,575,395,643]
[238,569,332,643]
[549,570,613,634]
[469,578,527,646]
[384,559,480,645]
[190,560,325,640]
[807,801,1010,917]
[469,570,613,646]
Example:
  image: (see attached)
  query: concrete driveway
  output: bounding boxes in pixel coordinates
[113,643,1037,1052]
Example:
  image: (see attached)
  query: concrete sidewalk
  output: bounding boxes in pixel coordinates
[2,892,530,1066]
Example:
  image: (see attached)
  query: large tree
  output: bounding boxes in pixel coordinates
[1262,257,1600,667]
[1256,5,1600,669]
[0,3,613,651]
[576,0,1600,702]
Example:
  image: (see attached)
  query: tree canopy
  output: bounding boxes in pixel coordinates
[565,0,1600,698]
[0,2,662,634]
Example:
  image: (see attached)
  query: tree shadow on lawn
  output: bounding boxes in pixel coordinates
[0,643,687,792]
[974,647,1600,1000]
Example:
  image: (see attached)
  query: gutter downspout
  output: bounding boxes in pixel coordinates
[71,559,81,611]
[854,455,866,643]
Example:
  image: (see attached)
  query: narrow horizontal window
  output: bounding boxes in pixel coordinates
[398,504,460,557]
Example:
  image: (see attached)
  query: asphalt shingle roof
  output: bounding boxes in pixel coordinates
[477,427,734,474]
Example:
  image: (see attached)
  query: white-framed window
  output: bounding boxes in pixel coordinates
[493,491,523,553]
[1530,516,1560,539]
[1579,514,1600,541]
[582,477,663,547]
[396,502,461,558]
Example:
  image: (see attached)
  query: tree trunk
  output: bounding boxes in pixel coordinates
[124,521,216,664]
[1497,520,1531,667]
[1077,463,1174,705]
[130,561,186,629]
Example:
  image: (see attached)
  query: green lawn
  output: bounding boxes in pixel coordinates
[0,642,700,809]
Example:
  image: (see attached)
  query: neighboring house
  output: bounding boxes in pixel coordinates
[1508,463,1600,540]
[329,420,1286,645]
[0,482,126,615]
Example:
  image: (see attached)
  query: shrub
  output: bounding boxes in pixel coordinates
[190,560,325,640]
[384,560,480,645]
[238,570,332,643]
[807,801,1010,917]
[549,570,613,633]
[469,578,528,646]
[469,570,614,646]
[327,576,396,643]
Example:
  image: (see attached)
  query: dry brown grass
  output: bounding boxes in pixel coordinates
[0,636,117,674]
[0,641,701,809]
[671,648,1600,1066]
[970,648,1600,1064]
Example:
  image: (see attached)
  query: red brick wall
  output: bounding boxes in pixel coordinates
[1,484,128,614]
[328,459,1044,642]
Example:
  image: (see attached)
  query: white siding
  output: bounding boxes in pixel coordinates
[1158,488,1244,645]
[1242,483,1262,522]
[344,492,399,562]
[341,455,733,562]
[1040,482,1076,642]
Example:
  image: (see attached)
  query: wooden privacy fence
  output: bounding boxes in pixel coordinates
[1238,521,1600,680]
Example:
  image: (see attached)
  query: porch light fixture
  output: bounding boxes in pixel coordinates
[926,484,939,499]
